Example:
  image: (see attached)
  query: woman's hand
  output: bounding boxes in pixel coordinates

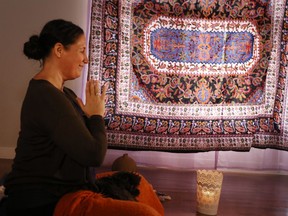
[76,80,108,117]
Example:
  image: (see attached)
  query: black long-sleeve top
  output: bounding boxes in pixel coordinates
[4,79,107,207]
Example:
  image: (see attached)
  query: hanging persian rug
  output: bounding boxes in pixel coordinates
[88,0,288,152]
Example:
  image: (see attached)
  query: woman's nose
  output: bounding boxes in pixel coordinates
[84,53,89,64]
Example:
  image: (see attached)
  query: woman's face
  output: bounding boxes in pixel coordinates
[60,34,88,80]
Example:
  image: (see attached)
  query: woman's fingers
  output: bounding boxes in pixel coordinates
[87,80,107,98]
[86,79,90,96]
[89,80,95,96]
[94,80,100,95]
[80,80,109,117]
[100,83,109,99]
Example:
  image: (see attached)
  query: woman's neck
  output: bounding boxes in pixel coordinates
[34,66,64,91]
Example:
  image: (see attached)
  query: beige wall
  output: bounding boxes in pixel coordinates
[0,0,91,158]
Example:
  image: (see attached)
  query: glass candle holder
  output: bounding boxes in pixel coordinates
[196,170,223,215]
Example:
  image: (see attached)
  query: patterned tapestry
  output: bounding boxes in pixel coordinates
[88,0,288,152]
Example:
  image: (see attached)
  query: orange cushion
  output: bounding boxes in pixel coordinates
[53,171,164,216]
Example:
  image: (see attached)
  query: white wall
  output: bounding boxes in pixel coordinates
[0,0,91,158]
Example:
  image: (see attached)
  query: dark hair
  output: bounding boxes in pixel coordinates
[23,19,84,61]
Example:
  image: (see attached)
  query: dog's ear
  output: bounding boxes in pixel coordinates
[94,172,141,201]
[113,172,141,186]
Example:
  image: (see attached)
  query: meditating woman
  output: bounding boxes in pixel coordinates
[3,19,164,216]
[3,19,108,216]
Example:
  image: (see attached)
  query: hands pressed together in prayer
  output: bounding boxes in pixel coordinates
[77,80,108,118]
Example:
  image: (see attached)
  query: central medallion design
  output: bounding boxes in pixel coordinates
[151,29,253,64]
[143,16,260,75]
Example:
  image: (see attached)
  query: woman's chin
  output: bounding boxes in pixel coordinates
[74,71,82,79]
